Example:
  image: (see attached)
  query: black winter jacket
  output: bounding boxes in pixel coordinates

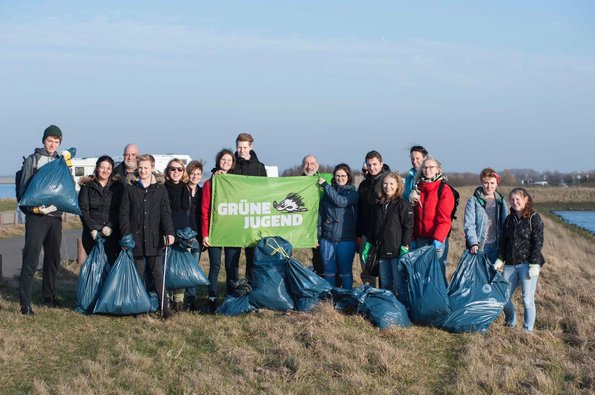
[78,175,124,234]
[119,177,174,257]
[356,164,391,236]
[233,150,267,176]
[499,212,545,266]
[367,197,414,259]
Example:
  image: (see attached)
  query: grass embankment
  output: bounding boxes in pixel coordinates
[0,198,16,212]
[0,187,594,394]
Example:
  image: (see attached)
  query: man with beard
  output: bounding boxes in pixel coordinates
[114,143,140,180]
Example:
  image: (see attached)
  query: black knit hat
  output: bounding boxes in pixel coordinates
[42,125,62,143]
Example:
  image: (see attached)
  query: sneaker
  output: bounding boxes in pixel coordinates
[20,306,35,316]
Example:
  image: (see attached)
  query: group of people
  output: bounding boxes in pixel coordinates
[17,125,545,332]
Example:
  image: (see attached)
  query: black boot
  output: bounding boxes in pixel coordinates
[21,306,35,316]
[208,299,218,314]
[173,301,185,313]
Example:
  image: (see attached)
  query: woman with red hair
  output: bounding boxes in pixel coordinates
[463,168,509,263]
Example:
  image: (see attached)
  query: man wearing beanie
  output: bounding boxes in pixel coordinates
[17,125,65,315]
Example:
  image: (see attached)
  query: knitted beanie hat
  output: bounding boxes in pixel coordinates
[42,125,62,143]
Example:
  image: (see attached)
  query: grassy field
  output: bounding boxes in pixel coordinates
[0,198,16,212]
[0,187,594,394]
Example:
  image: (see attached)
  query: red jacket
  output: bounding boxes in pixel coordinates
[201,178,212,239]
[414,180,454,243]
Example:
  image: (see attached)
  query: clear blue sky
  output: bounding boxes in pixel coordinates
[1,0,594,175]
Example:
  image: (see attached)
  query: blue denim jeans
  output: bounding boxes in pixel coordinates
[184,248,202,306]
[207,246,240,298]
[503,263,539,332]
[378,257,408,305]
[415,237,449,282]
[320,239,356,289]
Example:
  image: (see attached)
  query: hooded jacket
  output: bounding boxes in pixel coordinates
[18,147,63,217]
[413,177,455,243]
[463,186,508,249]
[232,150,266,177]
[318,182,359,242]
[119,172,174,257]
[357,163,391,236]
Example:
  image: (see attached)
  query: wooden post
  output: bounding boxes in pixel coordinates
[77,238,87,264]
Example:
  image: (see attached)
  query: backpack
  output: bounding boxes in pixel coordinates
[15,156,28,202]
[437,181,460,221]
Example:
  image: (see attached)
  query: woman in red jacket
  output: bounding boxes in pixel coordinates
[410,156,455,278]
[201,149,240,313]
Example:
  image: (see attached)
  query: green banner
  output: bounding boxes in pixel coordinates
[210,174,320,248]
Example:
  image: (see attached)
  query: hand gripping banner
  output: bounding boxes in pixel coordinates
[210,174,320,248]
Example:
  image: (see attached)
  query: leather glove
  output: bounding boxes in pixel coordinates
[493,258,505,272]
[399,245,409,258]
[361,242,373,263]
[91,230,98,240]
[528,264,540,278]
[433,239,444,251]
[102,226,112,236]
[34,205,58,215]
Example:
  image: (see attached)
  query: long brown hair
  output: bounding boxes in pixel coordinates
[509,187,534,219]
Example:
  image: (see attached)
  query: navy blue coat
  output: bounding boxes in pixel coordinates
[318,182,358,242]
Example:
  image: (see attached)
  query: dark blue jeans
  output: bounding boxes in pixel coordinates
[207,246,240,298]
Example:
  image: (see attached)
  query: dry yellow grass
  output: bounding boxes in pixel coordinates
[0,187,593,394]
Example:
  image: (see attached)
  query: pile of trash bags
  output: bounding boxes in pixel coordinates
[218,237,509,333]
[79,228,209,316]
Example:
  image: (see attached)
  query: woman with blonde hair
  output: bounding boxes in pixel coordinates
[163,158,193,312]
[364,172,414,303]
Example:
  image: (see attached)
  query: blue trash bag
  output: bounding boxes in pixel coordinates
[164,244,209,290]
[175,227,200,249]
[148,291,159,313]
[93,248,152,315]
[75,236,111,314]
[19,156,81,215]
[399,245,451,326]
[285,257,332,311]
[216,294,257,316]
[331,287,361,314]
[438,251,510,333]
[358,286,412,329]
[254,236,293,263]
[249,237,295,311]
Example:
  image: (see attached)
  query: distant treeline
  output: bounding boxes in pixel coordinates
[281,166,594,187]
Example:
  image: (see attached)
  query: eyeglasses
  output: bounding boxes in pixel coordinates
[335,174,348,178]
[169,167,183,172]
[422,166,437,170]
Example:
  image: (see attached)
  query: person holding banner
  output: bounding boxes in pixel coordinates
[232,133,267,286]
[302,154,324,275]
[202,149,241,313]
[318,164,359,289]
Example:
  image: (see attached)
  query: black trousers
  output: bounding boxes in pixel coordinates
[19,215,62,307]
[134,255,167,309]
[244,247,255,285]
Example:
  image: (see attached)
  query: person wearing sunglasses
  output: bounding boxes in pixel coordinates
[164,158,195,312]
[318,163,359,289]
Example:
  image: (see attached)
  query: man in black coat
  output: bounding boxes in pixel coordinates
[356,150,391,287]
[119,154,175,318]
[113,143,139,179]
[232,132,267,285]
